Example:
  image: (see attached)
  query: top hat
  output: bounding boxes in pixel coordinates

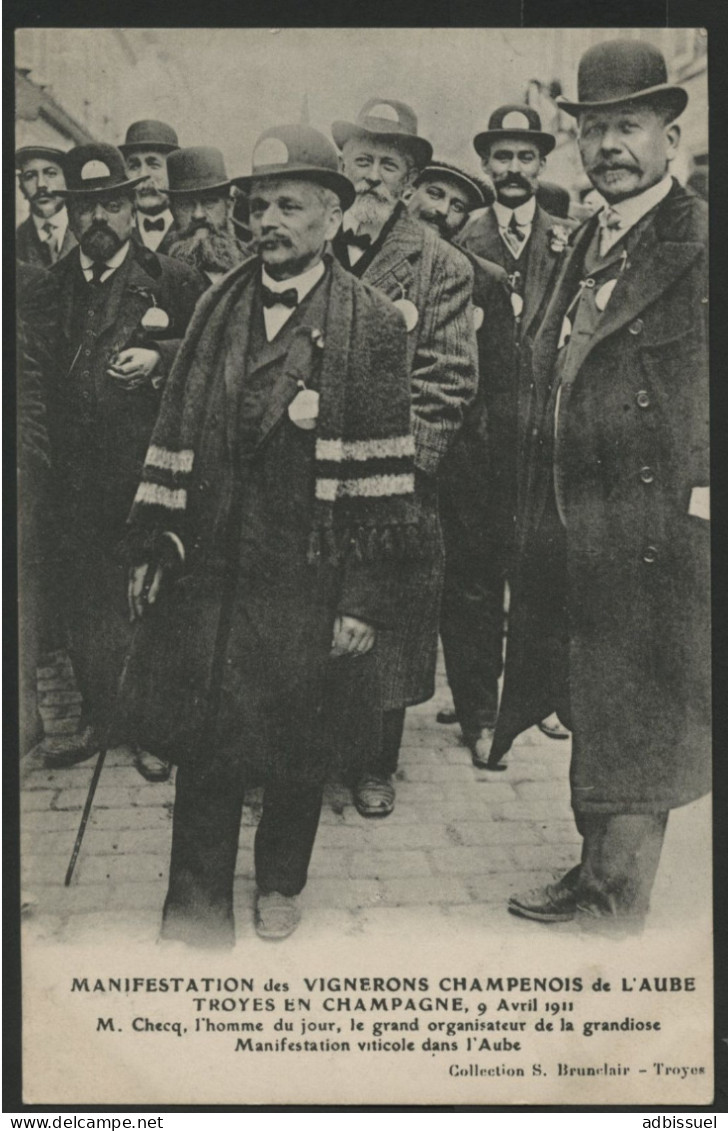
[232,125,356,210]
[15,145,68,169]
[167,147,232,194]
[57,143,146,196]
[557,39,688,120]
[119,120,180,156]
[414,161,487,209]
[473,105,556,159]
[332,99,433,169]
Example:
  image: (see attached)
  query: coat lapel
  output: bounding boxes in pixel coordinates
[361,209,419,298]
[531,217,597,383]
[458,208,507,268]
[522,206,558,334]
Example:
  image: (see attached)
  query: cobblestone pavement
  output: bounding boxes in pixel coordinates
[20,659,710,946]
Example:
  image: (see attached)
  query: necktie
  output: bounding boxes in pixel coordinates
[507,213,526,243]
[598,206,622,256]
[90,261,107,286]
[341,228,372,251]
[42,221,58,263]
[261,284,298,309]
[143,216,166,233]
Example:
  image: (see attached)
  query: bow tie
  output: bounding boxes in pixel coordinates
[261,284,299,309]
[143,216,166,233]
[341,228,372,251]
[598,207,622,232]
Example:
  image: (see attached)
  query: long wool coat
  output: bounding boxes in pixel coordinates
[126,258,414,782]
[492,182,710,815]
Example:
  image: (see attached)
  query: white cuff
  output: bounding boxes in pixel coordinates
[161,530,185,562]
[688,486,709,521]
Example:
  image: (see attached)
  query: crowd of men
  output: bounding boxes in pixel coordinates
[17,38,709,946]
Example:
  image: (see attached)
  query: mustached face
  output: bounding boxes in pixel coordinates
[407,177,472,241]
[578,103,679,203]
[340,138,414,225]
[171,191,231,239]
[482,139,544,206]
[18,158,67,218]
[69,192,135,260]
[125,149,170,214]
[248,177,341,280]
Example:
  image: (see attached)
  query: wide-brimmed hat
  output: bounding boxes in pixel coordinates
[414,161,488,209]
[557,39,688,121]
[167,147,232,195]
[119,120,180,156]
[15,145,68,169]
[332,98,433,169]
[57,143,145,196]
[232,125,356,210]
[473,105,555,159]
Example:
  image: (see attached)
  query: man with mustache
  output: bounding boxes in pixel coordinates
[23,143,206,779]
[120,120,180,255]
[454,105,576,750]
[15,146,77,268]
[166,147,249,284]
[331,100,478,817]
[493,40,709,930]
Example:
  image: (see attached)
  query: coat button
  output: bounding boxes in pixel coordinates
[642,545,658,564]
[636,390,650,409]
[639,466,655,484]
[628,318,644,335]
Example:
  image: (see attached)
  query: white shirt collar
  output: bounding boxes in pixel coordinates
[137,209,174,250]
[493,194,537,229]
[261,259,325,301]
[33,207,69,242]
[79,240,131,281]
[600,174,673,237]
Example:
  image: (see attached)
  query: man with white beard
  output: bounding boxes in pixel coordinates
[166,147,249,285]
[331,99,478,818]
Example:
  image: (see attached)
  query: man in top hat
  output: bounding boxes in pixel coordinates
[331,100,478,817]
[125,124,415,945]
[406,161,517,768]
[23,142,206,780]
[16,146,77,268]
[165,146,249,285]
[493,39,709,929]
[455,104,576,748]
[120,120,180,254]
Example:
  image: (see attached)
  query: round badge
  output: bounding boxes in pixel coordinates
[595,279,618,312]
[473,306,484,331]
[141,306,170,331]
[557,315,572,350]
[510,292,524,319]
[288,388,319,430]
[393,298,419,332]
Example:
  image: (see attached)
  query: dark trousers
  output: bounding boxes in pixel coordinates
[162,761,324,948]
[574,810,669,922]
[362,707,406,779]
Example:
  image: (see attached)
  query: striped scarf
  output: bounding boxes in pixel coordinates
[128,256,418,565]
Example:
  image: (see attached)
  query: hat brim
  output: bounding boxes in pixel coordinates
[332,121,433,169]
[232,166,356,211]
[473,129,556,158]
[415,167,485,209]
[57,176,146,197]
[557,83,688,120]
[167,179,231,195]
[119,143,180,156]
[16,146,67,167]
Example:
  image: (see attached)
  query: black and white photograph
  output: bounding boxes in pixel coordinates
[13,22,714,1107]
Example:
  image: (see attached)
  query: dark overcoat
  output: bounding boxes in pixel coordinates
[335,207,478,708]
[126,258,412,782]
[15,213,77,268]
[492,182,710,815]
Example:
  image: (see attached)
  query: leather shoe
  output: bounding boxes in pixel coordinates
[254,891,301,940]
[466,732,508,772]
[538,713,570,740]
[436,707,457,724]
[508,865,581,923]
[354,775,395,817]
[133,747,171,782]
[39,725,96,766]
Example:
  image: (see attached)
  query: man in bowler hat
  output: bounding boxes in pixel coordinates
[494,39,710,928]
[165,146,249,284]
[23,142,206,780]
[16,146,77,268]
[331,100,478,817]
[126,124,416,945]
[120,120,180,254]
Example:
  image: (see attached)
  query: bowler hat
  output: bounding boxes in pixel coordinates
[119,120,180,156]
[557,39,688,120]
[473,105,555,159]
[232,125,356,210]
[16,145,67,169]
[167,147,232,194]
[57,143,145,196]
[332,98,433,169]
[414,162,487,209]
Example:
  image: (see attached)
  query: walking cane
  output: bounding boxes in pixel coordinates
[64,567,156,886]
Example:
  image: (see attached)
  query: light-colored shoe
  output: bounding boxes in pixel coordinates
[538,713,571,740]
[254,891,301,940]
[133,747,171,782]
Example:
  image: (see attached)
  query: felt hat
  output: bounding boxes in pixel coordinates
[414,161,488,209]
[332,98,433,169]
[557,39,687,121]
[56,143,145,195]
[167,147,232,194]
[119,119,180,155]
[233,124,356,210]
[473,104,556,159]
[15,145,67,168]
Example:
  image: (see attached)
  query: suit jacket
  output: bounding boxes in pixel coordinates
[334,205,478,478]
[493,181,710,813]
[16,213,77,269]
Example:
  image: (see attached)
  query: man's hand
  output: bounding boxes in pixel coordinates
[128,562,165,622]
[108,348,160,390]
[330,615,376,658]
